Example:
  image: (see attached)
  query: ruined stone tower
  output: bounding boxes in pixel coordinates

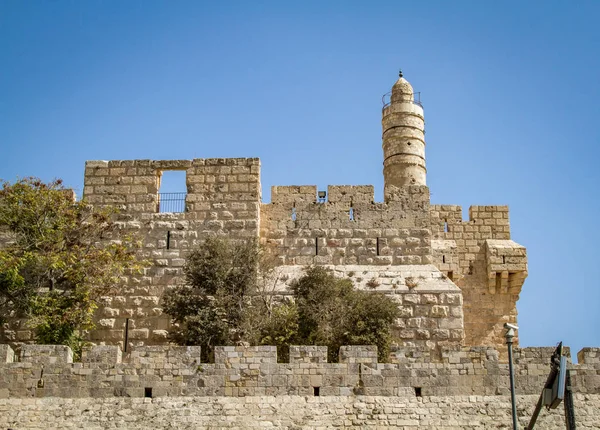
[382,71,426,200]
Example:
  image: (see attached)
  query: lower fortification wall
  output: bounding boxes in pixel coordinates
[1,394,599,429]
[1,344,599,429]
[1,344,599,399]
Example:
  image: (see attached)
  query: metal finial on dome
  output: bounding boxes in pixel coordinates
[399,69,403,78]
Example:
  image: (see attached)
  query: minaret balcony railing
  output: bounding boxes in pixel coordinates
[381,91,423,110]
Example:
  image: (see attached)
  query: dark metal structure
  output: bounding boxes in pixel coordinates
[158,192,187,213]
[505,324,519,429]
[526,342,577,429]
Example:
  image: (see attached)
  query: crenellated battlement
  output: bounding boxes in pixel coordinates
[0,158,530,353]
[0,73,536,372]
[1,344,599,399]
[429,204,527,347]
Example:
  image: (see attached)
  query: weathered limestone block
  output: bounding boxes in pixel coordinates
[129,345,201,366]
[20,345,73,364]
[339,345,378,365]
[578,347,600,365]
[214,345,277,365]
[289,346,328,363]
[81,345,122,364]
[270,185,317,205]
[327,185,374,204]
[431,239,459,277]
[0,344,14,363]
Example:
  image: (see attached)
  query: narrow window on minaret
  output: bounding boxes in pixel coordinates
[291,206,297,221]
[315,238,319,255]
[442,255,446,264]
[376,237,380,256]
[443,220,449,233]
[349,207,354,221]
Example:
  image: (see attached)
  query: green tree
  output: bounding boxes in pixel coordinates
[165,237,399,363]
[164,237,299,361]
[292,266,399,362]
[162,237,265,361]
[0,177,142,355]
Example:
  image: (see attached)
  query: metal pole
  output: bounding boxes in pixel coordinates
[124,318,130,353]
[564,369,576,430]
[505,325,519,430]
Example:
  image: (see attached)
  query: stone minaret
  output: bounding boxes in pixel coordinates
[382,71,426,198]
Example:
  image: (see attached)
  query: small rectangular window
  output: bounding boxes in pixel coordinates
[158,170,187,213]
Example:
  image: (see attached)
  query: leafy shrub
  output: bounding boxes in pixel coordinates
[0,178,143,357]
[164,239,399,362]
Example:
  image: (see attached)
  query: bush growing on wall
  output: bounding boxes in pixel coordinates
[164,238,399,362]
[162,237,265,361]
[0,177,143,357]
[292,266,399,362]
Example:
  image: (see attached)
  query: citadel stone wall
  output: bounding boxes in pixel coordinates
[0,73,530,356]
[429,205,527,347]
[2,73,598,428]
[3,394,600,430]
[1,344,599,399]
[0,157,528,352]
[261,185,431,266]
[1,344,599,429]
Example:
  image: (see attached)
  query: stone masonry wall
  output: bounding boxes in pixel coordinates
[1,344,599,399]
[0,158,528,353]
[2,394,599,429]
[1,159,262,347]
[261,185,431,266]
[272,265,464,350]
[429,205,528,348]
[2,344,600,429]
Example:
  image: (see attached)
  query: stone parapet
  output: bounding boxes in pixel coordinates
[262,186,431,266]
[1,344,599,399]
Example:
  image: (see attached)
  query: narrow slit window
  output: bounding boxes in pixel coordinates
[315,238,319,255]
[502,255,506,264]
[166,231,171,249]
[376,237,380,256]
[349,207,354,221]
[124,318,130,353]
[158,170,187,213]
[291,206,297,221]
[443,220,449,233]
[442,255,446,264]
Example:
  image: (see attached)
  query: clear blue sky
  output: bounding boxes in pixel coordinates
[1,1,599,358]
